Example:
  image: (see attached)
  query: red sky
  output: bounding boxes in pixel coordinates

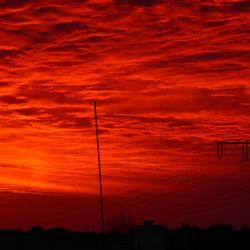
[0,0,250,231]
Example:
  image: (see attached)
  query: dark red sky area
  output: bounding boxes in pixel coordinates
[0,0,250,231]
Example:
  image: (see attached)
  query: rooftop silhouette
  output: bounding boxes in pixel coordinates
[0,223,250,250]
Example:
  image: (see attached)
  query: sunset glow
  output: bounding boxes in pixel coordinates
[0,0,249,230]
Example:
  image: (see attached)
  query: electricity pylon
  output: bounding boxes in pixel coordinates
[217,141,249,160]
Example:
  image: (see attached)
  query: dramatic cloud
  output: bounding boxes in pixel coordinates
[0,0,249,230]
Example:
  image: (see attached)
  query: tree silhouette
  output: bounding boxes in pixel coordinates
[105,213,136,233]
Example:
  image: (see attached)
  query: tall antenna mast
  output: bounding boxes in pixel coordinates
[94,100,105,235]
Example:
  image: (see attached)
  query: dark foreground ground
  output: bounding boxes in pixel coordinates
[0,224,250,250]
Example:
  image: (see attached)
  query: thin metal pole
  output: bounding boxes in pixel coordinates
[94,100,105,235]
[217,142,223,160]
[242,143,245,160]
[246,142,249,160]
[217,142,220,159]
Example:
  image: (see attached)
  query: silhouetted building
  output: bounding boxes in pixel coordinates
[134,220,165,250]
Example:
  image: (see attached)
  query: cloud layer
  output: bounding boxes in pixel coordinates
[0,0,249,229]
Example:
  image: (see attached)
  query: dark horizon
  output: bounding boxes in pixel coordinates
[1,222,250,233]
[0,223,250,250]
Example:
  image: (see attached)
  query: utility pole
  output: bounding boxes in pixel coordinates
[217,141,249,160]
[94,100,105,236]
